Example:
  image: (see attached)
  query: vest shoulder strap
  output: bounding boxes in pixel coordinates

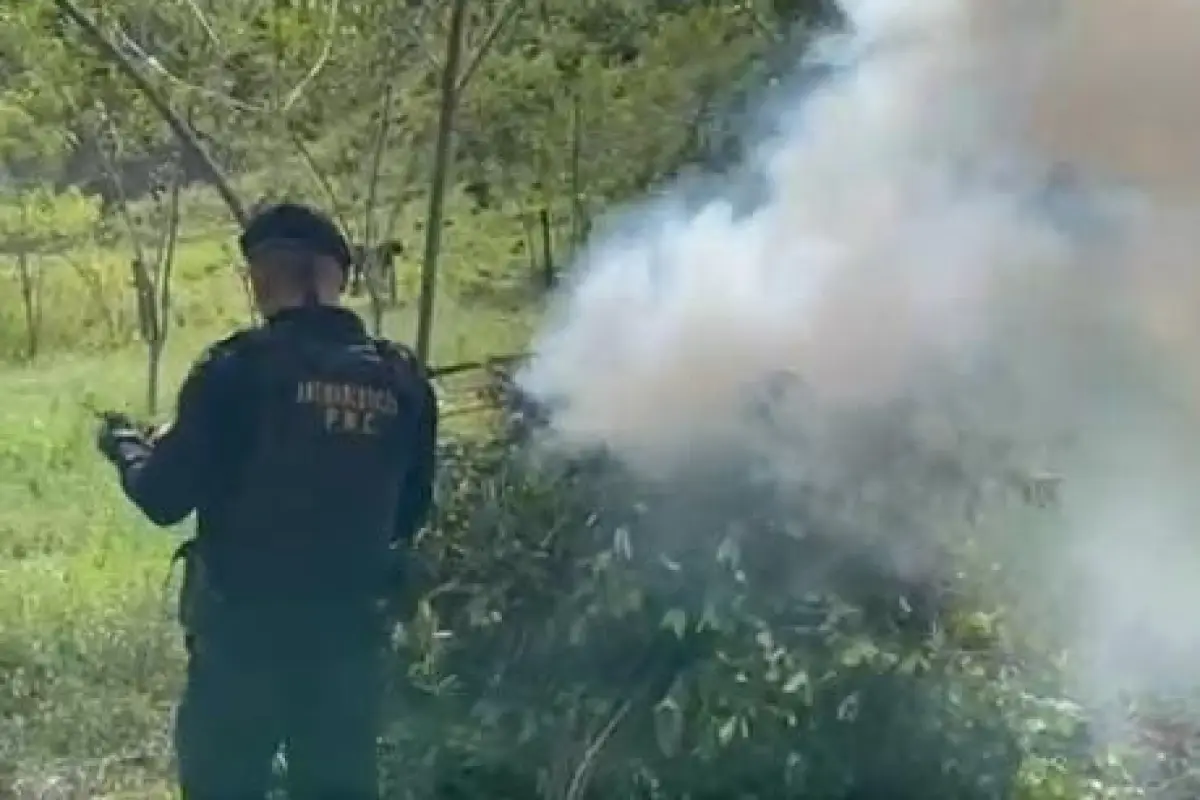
[372,338,426,381]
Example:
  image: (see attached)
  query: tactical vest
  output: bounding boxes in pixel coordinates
[181,327,425,637]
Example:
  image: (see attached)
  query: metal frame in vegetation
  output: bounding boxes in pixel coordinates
[428,352,530,419]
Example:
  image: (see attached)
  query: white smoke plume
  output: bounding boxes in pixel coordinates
[519,0,1200,730]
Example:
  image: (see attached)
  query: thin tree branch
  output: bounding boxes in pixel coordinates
[93,108,146,264]
[112,27,264,112]
[286,127,356,238]
[362,81,395,331]
[455,0,522,93]
[363,83,395,247]
[404,0,443,72]
[112,0,339,116]
[280,0,341,112]
[180,0,223,50]
[159,152,184,346]
[564,699,634,800]
[53,0,247,225]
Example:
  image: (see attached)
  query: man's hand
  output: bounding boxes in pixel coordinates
[95,410,151,466]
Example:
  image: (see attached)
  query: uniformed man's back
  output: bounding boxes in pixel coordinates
[96,202,438,800]
[194,305,429,637]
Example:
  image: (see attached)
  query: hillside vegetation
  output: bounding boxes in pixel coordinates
[0,1,1182,798]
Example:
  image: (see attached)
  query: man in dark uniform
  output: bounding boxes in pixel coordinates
[95,202,439,799]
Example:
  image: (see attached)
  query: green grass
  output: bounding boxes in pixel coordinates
[0,231,537,795]
[1,339,196,796]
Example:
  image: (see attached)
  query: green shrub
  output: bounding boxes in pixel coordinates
[379,431,1140,799]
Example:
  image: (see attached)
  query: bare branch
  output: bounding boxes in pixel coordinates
[112,0,339,118]
[112,0,338,117]
[285,128,356,236]
[113,26,264,113]
[395,0,442,72]
[53,0,247,225]
[279,0,341,112]
[363,83,395,242]
[455,0,522,93]
[180,0,223,50]
[361,82,395,332]
[93,107,146,264]
[158,154,184,346]
[564,699,634,800]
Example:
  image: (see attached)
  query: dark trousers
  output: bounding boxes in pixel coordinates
[175,634,384,800]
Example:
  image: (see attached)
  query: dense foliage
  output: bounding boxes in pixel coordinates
[388,414,1140,799]
[0,0,837,359]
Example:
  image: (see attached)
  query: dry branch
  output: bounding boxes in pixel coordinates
[53,0,247,226]
[456,0,522,93]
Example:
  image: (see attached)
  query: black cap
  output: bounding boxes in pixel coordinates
[238,202,352,268]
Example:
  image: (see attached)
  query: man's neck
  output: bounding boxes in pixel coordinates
[262,304,365,339]
[260,297,340,318]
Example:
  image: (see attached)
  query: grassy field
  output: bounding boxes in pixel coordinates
[0,227,537,796]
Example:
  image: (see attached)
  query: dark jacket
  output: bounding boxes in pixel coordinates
[109,306,438,640]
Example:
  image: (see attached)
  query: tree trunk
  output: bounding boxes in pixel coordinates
[414,0,468,364]
[569,88,587,248]
[364,83,395,334]
[389,250,400,306]
[521,210,539,278]
[16,251,40,361]
[539,207,555,290]
[147,340,163,416]
[146,161,183,415]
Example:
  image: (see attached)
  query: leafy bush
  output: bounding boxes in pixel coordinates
[379,420,1140,799]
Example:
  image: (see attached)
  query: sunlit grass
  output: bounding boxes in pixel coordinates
[0,226,537,795]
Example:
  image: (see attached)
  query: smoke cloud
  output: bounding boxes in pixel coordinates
[519,0,1200,732]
